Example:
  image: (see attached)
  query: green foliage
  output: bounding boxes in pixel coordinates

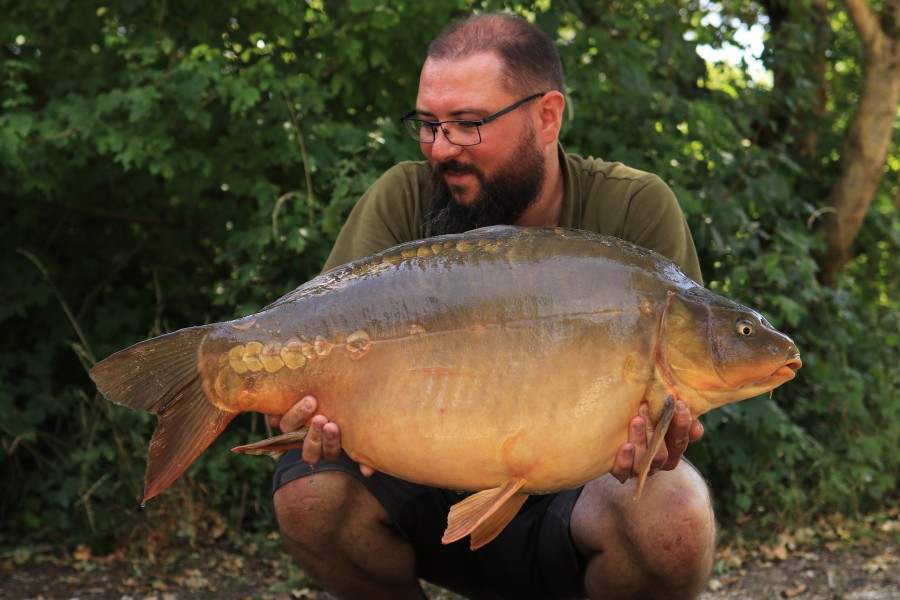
[1,0,897,551]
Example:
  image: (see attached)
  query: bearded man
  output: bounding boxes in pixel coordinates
[270,12,714,600]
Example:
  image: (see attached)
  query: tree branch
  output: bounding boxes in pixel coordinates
[817,0,900,284]
[843,0,881,48]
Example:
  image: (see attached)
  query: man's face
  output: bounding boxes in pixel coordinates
[413,53,547,234]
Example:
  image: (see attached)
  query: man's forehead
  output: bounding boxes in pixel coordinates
[417,53,510,111]
[421,51,504,79]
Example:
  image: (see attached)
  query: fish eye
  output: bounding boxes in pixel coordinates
[736,319,755,337]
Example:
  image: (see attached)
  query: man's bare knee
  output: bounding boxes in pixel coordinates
[575,462,716,598]
[274,471,359,547]
[652,464,717,589]
[273,472,423,599]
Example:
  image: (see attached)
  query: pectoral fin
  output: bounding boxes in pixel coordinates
[231,427,309,461]
[634,395,676,500]
[442,478,528,550]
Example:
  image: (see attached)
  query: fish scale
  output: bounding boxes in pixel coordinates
[90,225,801,549]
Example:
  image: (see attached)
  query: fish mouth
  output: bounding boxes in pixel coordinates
[702,353,803,409]
[780,354,803,379]
[768,354,802,385]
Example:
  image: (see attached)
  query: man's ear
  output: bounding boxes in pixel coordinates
[538,90,565,146]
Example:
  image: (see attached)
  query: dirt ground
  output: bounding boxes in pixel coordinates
[2,524,896,600]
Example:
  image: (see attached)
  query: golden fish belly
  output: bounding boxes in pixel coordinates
[212,312,659,493]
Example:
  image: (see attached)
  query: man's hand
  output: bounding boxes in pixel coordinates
[269,396,375,476]
[610,400,703,484]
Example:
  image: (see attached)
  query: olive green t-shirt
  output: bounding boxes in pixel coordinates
[323,145,702,284]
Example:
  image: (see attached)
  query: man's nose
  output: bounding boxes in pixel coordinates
[428,128,463,162]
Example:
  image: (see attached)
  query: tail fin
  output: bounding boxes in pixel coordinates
[90,326,238,502]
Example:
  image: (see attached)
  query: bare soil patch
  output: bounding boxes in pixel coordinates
[2,518,896,600]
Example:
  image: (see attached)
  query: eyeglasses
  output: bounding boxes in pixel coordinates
[400,92,547,146]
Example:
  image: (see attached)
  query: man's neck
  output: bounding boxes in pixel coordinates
[515,149,564,228]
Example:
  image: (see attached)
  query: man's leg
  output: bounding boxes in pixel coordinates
[571,460,716,600]
[274,471,426,600]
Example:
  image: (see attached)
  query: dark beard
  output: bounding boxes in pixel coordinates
[423,141,546,237]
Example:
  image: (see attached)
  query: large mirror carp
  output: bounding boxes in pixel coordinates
[91,225,801,549]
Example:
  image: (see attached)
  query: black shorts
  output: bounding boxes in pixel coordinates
[273,450,587,599]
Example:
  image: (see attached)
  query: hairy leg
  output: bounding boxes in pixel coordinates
[571,461,716,600]
[274,471,426,600]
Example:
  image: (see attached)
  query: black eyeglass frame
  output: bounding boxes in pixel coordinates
[400,92,548,146]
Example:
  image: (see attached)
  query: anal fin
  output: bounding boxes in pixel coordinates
[442,478,528,550]
[232,427,310,461]
[634,395,676,500]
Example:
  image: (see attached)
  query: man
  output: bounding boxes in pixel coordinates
[271,13,714,600]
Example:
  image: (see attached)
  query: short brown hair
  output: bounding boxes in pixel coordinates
[427,13,564,97]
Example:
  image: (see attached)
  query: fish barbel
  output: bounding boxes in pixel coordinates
[90,226,801,549]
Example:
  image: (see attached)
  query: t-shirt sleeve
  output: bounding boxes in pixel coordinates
[618,176,703,285]
[566,153,703,285]
[322,163,428,271]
